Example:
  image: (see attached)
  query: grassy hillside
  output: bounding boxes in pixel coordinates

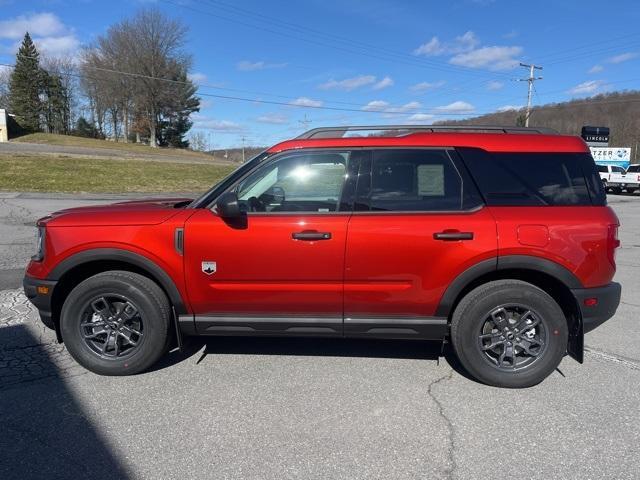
[438,90,640,151]
[13,133,217,160]
[0,154,234,193]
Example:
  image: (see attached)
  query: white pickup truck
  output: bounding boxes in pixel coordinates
[597,164,640,194]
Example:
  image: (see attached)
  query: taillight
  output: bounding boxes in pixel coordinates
[607,224,620,268]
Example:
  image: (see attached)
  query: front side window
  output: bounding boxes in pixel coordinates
[612,166,626,173]
[236,151,349,213]
[359,149,481,211]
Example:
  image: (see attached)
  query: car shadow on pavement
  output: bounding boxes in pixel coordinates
[162,335,476,382]
[0,325,131,480]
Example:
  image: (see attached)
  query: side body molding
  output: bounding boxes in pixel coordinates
[49,248,188,314]
[435,255,583,317]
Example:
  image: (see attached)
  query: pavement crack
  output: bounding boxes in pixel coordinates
[427,370,457,480]
[584,345,640,371]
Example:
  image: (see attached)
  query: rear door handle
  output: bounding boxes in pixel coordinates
[292,231,332,241]
[433,231,474,241]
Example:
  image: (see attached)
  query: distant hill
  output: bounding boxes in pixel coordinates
[438,90,640,151]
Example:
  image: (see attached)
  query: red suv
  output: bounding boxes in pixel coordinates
[23,125,621,388]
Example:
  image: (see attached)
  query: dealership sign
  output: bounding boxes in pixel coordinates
[582,126,609,147]
[590,147,631,168]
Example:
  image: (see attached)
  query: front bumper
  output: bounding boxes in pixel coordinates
[23,275,58,331]
[571,282,621,334]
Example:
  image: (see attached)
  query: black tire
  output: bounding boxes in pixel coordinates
[626,188,637,194]
[611,187,622,195]
[60,271,171,375]
[450,280,567,388]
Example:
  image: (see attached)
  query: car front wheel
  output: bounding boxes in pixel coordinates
[450,280,567,388]
[60,271,171,375]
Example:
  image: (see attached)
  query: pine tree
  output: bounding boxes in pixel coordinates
[9,33,42,132]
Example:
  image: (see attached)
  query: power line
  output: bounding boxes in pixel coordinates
[161,0,515,81]
[518,63,543,127]
[0,61,480,116]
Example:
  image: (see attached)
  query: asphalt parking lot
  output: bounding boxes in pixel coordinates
[1,192,639,480]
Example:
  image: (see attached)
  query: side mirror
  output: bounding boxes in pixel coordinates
[216,192,243,218]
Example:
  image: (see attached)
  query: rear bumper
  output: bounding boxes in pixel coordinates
[23,275,57,331]
[571,282,621,333]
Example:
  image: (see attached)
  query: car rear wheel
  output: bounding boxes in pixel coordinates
[611,187,622,194]
[60,271,171,375]
[450,280,567,388]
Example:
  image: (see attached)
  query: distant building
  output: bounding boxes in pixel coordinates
[0,109,8,142]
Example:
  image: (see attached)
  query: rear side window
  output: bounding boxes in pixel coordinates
[458,148,605,206]
[597,165,608,173]
[356,149,482,211]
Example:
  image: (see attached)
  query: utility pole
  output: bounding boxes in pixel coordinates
[299,114,312,131]
[241,135,246,163]
[518,63,543,127]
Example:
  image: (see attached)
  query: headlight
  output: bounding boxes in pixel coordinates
[32,226,45,261]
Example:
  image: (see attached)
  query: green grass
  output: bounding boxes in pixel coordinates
[0,155,235,193]
[12,133,215,159]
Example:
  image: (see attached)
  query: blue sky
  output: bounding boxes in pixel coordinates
[1,0,639,148]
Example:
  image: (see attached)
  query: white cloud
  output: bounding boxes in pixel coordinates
[236,60,287,71]
[414,31,479,56]
[362,100,390,111]
[257,113,289,124]
[407,113,435,123]
[372,76,394,90]
[390,101,422,113]
[435,101,475,113]
[0,13,65,40]
[497,105,522,112]
[193,117,243,132]
[410,80,445,93]
[567,80,608,96]
[0,13,80,58]
[486,80,504,91]
[33,34,79,57]
[449,45,522,70]
[188,72,208,83]
[289,97,323,107]
[607,52,638,64]
[503,29,518,39]
[319,75,376,91]
[588,64,604,74]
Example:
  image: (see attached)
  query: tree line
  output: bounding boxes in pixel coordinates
[0,8,200,148]
[438,91,640,155]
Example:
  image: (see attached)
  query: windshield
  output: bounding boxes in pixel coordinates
[188,151,270,208]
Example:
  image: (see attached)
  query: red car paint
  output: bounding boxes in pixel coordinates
[25,132,619,324]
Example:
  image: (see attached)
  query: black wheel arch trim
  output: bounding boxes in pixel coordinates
[435,255,583,317]
[48,248,188,314]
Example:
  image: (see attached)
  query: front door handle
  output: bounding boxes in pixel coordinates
[433,231,474,241]
[292,230,332,241]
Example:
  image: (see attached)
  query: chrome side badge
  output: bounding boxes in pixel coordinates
[201,261,217,275]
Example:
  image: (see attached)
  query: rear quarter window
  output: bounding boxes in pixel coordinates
[458,148,605,206]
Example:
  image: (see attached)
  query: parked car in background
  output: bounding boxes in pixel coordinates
[23,125,621,388]
[598,164,640,194]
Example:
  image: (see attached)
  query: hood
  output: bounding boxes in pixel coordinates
[41,198,193,227]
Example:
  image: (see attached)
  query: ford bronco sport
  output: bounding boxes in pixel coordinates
[23,125,621,388]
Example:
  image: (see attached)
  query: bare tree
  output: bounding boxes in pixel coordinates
[80,8,198,147]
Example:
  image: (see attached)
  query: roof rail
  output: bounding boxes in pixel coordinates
[295,125,558,139]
